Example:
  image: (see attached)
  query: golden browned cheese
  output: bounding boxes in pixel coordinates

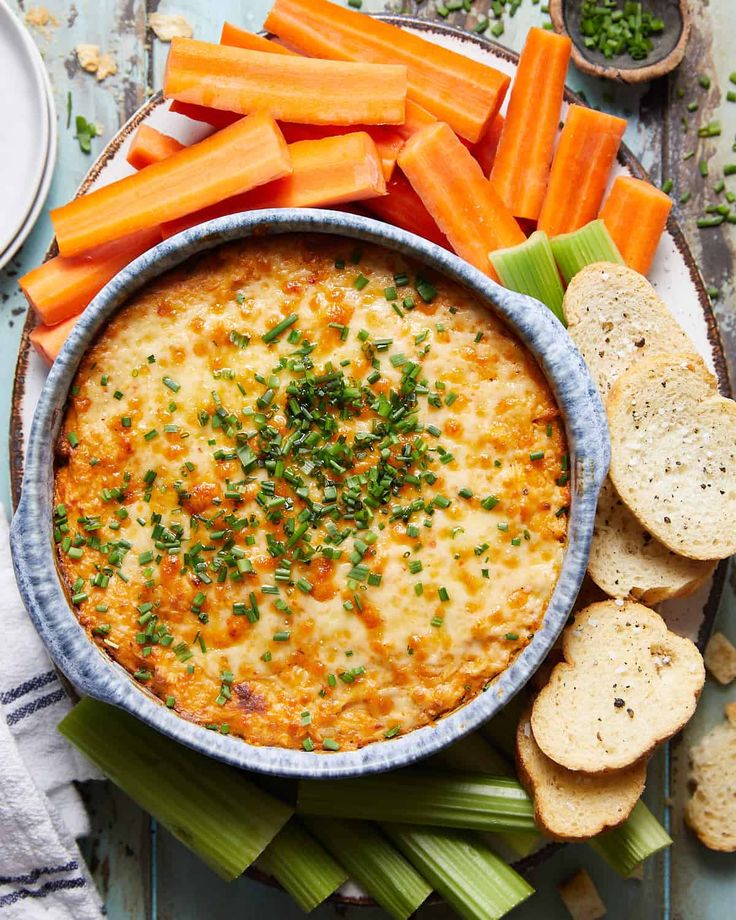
[54,235,569,751]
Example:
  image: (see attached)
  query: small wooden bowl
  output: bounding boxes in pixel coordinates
[549,0,690,84]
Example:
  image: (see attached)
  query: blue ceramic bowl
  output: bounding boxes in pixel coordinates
[10,209,609,778]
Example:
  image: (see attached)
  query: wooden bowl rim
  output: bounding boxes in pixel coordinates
[549,0,691,84]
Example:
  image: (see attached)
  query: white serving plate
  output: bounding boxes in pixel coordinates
[9,17,728,894]
[0,0,56,268]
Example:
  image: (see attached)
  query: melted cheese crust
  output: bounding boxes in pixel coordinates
[55,235,568,751]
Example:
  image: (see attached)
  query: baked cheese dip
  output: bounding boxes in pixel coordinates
[54,234,569,752]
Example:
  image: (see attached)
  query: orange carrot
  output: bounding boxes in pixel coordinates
[164,37,407,126]
[363,171,448,250]
[394,99,437,141]
[466,113,505,177]
[30,315,79,366]
[278,123,402,181]
[264,0,509,143]
[51,111,292,257]
[397,122,525,276]
[490,28,571,220]
[168,100,241,129]
[599,176,672,275]
[162,132,386,238]
[20,228,161,326]
[127,125,185,170]
[220,22,295,54]
[537,105,627,238]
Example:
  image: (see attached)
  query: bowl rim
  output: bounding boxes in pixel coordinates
[10,208,609,778]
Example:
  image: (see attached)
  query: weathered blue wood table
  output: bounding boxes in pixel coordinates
[2,1,734,917]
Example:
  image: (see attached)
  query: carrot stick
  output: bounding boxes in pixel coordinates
[162,133,386,238]
[220,22,295,54]
[264,0,509,143]
[466,114,504,177]
[599,176,672,275]
[490,28,571,220]
[278,123,402,181]
[397,122,525,276]
[394,99,437,141]
[20,228,161,326]
[537,105,627,238]
[51,111,292,258]
[127,125,185,170]
[168,100,241,129]
[164,37,407,126]
[30,315,80,366]
[363,171,449,250]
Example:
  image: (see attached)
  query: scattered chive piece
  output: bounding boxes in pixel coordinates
[529,450,545,461]
[687,101,699,112]
[698,121,721,138]
[729,91,736,103]
[67,432,79,448]
[725,164,736,176]
[438,586,450,602]
[323,739,340,752]
[697,215,725,228]
[699,74,712,90]
[262,313,298,344]
[699,160,709,178]
[353,274,369,291]
[661,178,673,195]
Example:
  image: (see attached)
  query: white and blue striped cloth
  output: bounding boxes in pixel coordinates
[0,510,103,919]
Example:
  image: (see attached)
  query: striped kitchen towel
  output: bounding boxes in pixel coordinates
[0,508,103,920]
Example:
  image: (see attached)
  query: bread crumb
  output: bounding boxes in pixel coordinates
[95,53,117,82]
[25,6,58,29]
[704,632,736,685]
[149,12,193,41]
[76,44,100,73]
[558,869,606,920]
[75,45,117,82]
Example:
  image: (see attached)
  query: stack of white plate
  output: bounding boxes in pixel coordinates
[0,0,57,271]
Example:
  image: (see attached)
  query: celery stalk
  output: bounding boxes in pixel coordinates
[384,823,534,920]
[590,800,672,877]
[489,231,565,323]
[298,772,536,832]
[304,817,431,920]
[259,818,348,912]
[430,734,540,858]
[478,693,527,760]
[58,699,291,881]
[429,732,511,775]
[550,218,624,284]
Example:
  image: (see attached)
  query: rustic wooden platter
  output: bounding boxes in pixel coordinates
[8,14,731,907]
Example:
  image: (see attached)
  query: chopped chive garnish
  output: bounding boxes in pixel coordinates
[323,739,340,751]
[67,432,79,448]
[163,376,180,392]
[438,586,450,602]
[353,274,369,291]
[262,313,298,343]
[530,450,545,461]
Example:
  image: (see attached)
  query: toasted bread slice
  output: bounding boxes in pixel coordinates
[516,708,646,841]
[588,478,716,603]
[531,601,705,772]
[557,869,607,920]
[704,632,736,685]
[607,353,736,560]
[564,262,704,398]
[685,706,736,852]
